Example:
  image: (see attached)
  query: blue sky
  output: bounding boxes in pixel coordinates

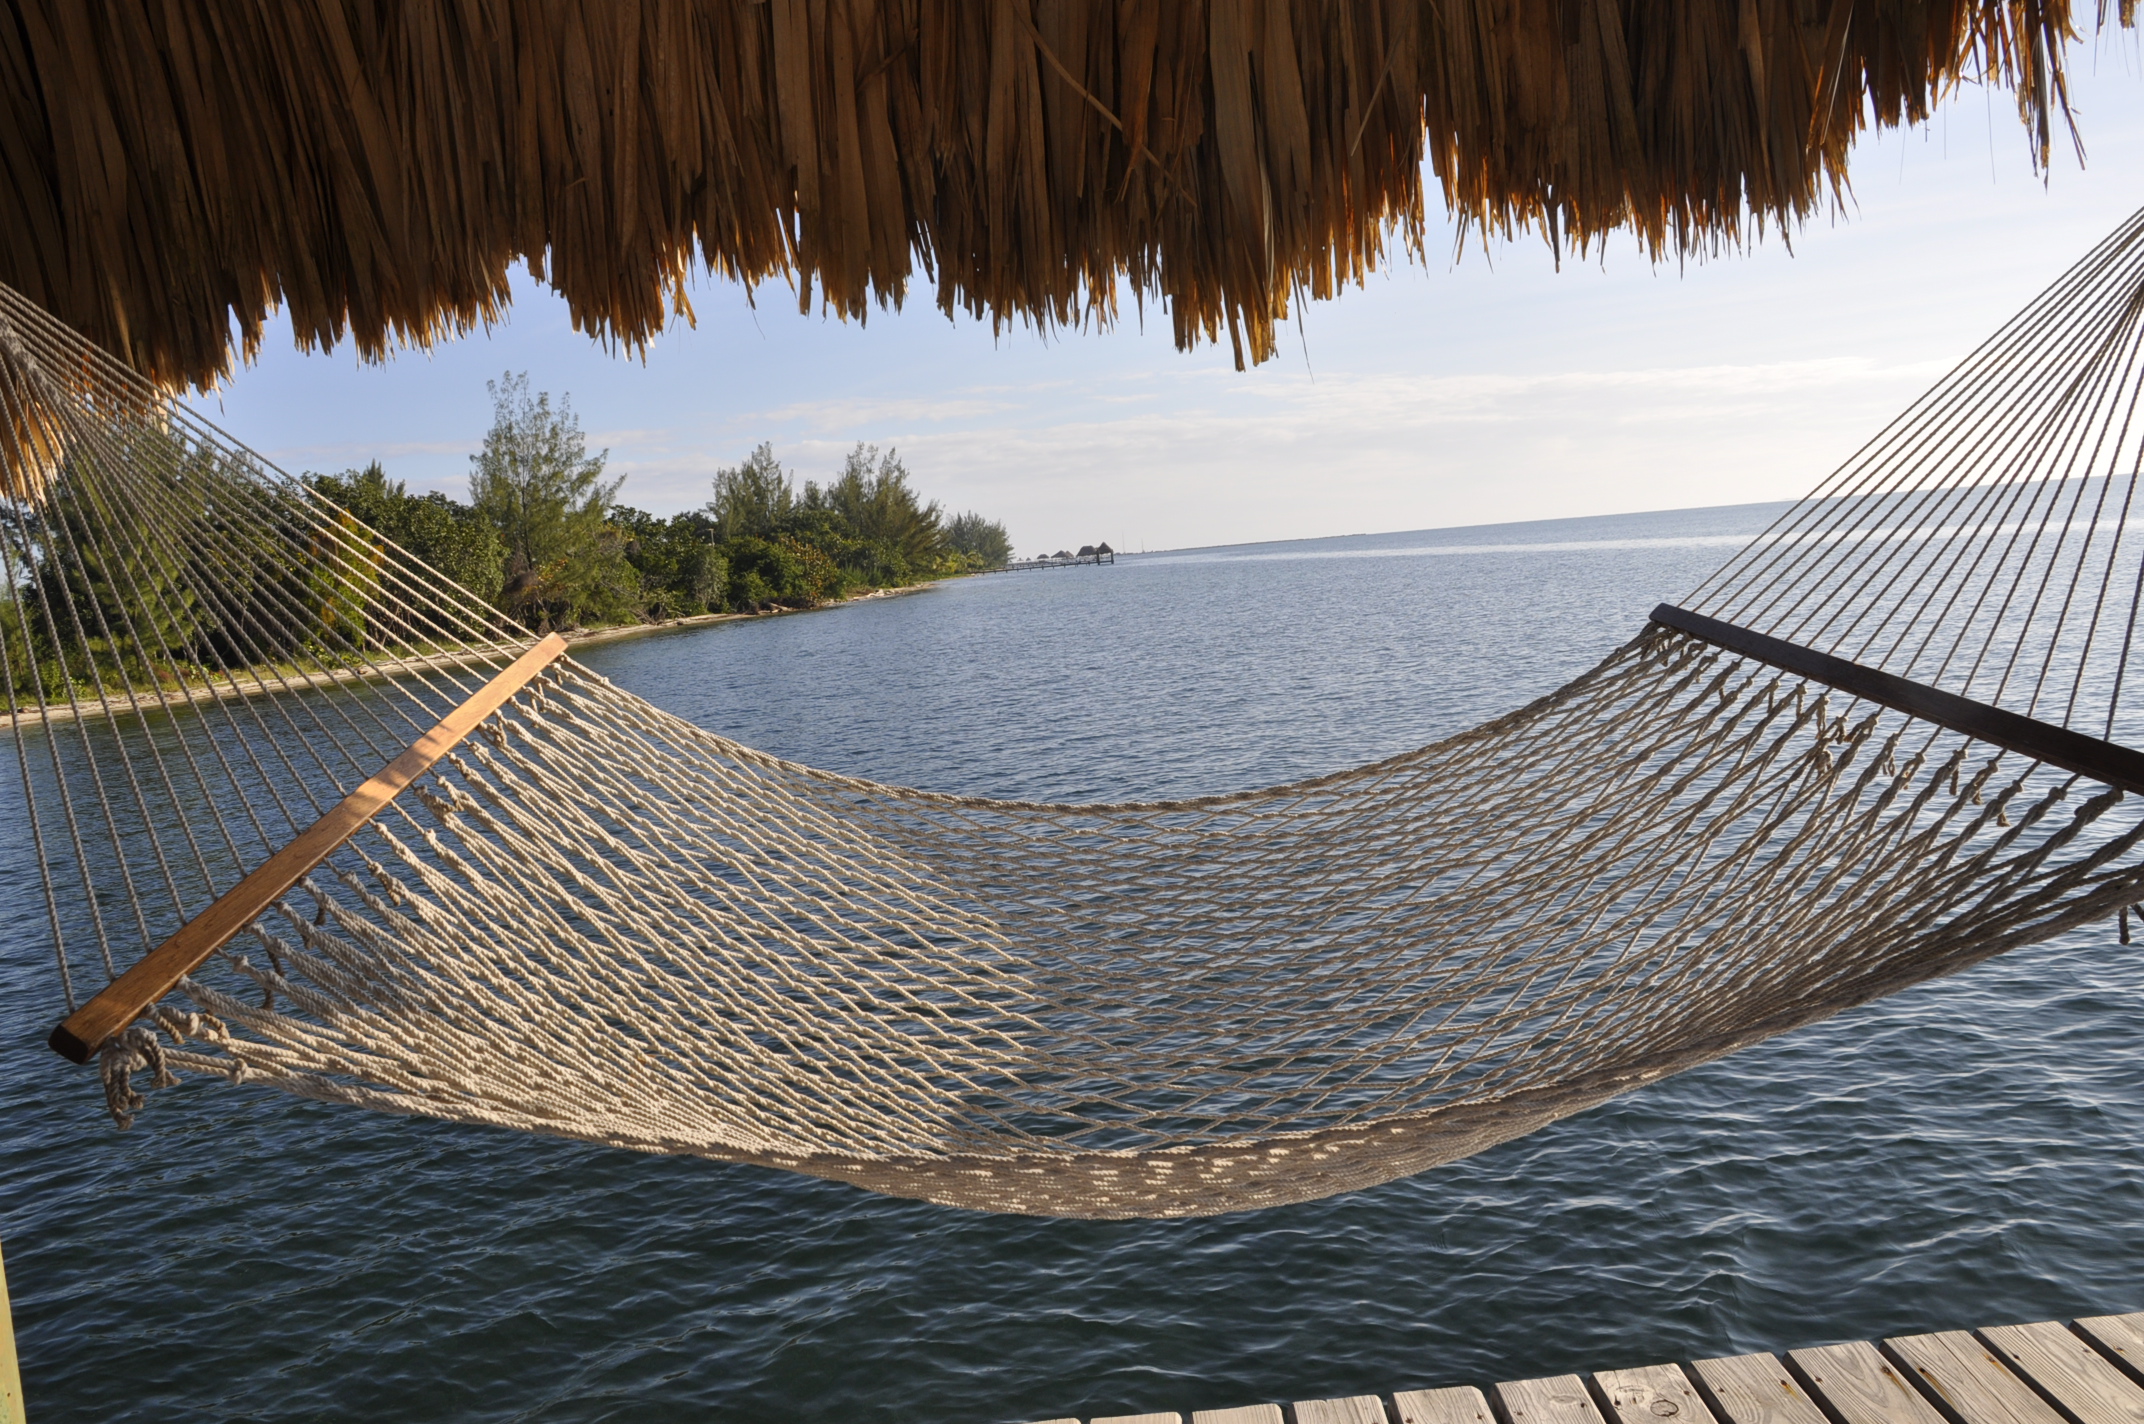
[187,39,2144,557]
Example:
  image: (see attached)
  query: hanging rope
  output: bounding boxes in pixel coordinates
[8,212,2144,1220]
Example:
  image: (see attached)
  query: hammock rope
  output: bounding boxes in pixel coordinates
[9,213,2144,1219]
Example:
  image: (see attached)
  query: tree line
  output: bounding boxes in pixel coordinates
[310,372,1012,632]
[1,376,1012,704]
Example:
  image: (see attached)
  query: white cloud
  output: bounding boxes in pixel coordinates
[580,354,1941,550]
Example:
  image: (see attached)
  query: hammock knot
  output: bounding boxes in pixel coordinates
[149,1004,219,1046]
[415,783,483,818]
[98,1022,177,1129]
[357,853,414,907]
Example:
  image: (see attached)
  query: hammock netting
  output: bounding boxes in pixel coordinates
[10,214,2144,1219]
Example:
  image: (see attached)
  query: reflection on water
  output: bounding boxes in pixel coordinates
[2,501,2140,1423]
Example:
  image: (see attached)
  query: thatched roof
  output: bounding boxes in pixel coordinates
[0,0,2109,389]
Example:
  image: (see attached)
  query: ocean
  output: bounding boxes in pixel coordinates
[4,499,2141,1422]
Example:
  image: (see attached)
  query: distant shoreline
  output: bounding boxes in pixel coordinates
[1,582,946,732]
[562,580,941,650]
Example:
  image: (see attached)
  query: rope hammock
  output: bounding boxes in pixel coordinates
[10,217,2144,1222]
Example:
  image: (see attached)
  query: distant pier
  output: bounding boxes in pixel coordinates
[1021,1309,2144,1424]
[1005,542,1116,572]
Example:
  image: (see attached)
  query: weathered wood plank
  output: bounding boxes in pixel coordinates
[1043,1311,2144,1424]
[1790,1340,1948,1424]
[1296,1398,1389,1424]
[2076,1316,2144,1389]
[1393,1386,1495,1424]
[1980,1321,2144,1424]
[1597,1363,1720,1424]
[1498,1375,1609,1424]
[1886,1330,2067,1424]
[1691,1353,1831,1424]
[1192,1406,1283,1424]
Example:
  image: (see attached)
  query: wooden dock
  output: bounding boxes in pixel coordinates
[1027,1311,2144,1424]
[1005,547,1117,571]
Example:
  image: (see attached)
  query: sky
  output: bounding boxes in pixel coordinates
[186,38,2144,558]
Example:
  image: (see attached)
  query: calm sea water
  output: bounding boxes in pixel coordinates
[5,501,2143,1423]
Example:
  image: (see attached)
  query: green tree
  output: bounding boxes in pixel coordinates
[721,535,802,610]
[690,439,996,611]
[946,511,1012,570]
[307,504,380,651]
[614,506,730,618]
[805,444,947,584]
[0,583,37,703]
[707,442,794,540]
[311,462,506,607]
[778,535,844,605]
[25,432,213,689]
[467,373,637,630]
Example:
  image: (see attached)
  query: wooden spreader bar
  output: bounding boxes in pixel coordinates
[1651,603,2144,796]
[47,634,569,1065]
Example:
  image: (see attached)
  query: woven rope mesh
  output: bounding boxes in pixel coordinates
[10,213,2144,1218]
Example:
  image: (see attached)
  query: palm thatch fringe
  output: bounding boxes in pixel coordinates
[0,0,2120,390]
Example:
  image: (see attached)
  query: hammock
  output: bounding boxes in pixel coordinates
[9,218,2144,1223]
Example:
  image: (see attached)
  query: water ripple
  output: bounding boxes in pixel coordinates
[2,504,2140,1423]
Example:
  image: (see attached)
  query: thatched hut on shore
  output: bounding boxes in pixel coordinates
[0,0,2113,391]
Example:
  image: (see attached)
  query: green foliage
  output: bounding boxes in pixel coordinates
[0,585,36,702]
[311,462,506,605]
[802,444,948,585]
[199,508,306,665]
[708,443,794,541]
[626,440,995,614]
[21,433,214,693]
[3,396,1017,711]
[0,430,364,703]
[308,504,379,650]
[468,372,637,630]
[614,506,729,619]
[946,511,1012,571]
[721,535,802,610]
[780,535,845,605]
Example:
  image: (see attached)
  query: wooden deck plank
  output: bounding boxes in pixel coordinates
[1498,1375,1609,1424]
[2075,1317,2144,1389]
[1296,1398,1389,1424]
[1980,1321,2144,1424]
[1036,1311,2144,1424]
[1790,1340,1949,1424]
[1393,1386,1495,1424]
[1597,1364,1720,1424]
[1886,1330,2067,1424]
[1691,1353,1831,1424]
[1192,1407,1283,1424]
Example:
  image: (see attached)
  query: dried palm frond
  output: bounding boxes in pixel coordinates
[0,0,2108,389]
